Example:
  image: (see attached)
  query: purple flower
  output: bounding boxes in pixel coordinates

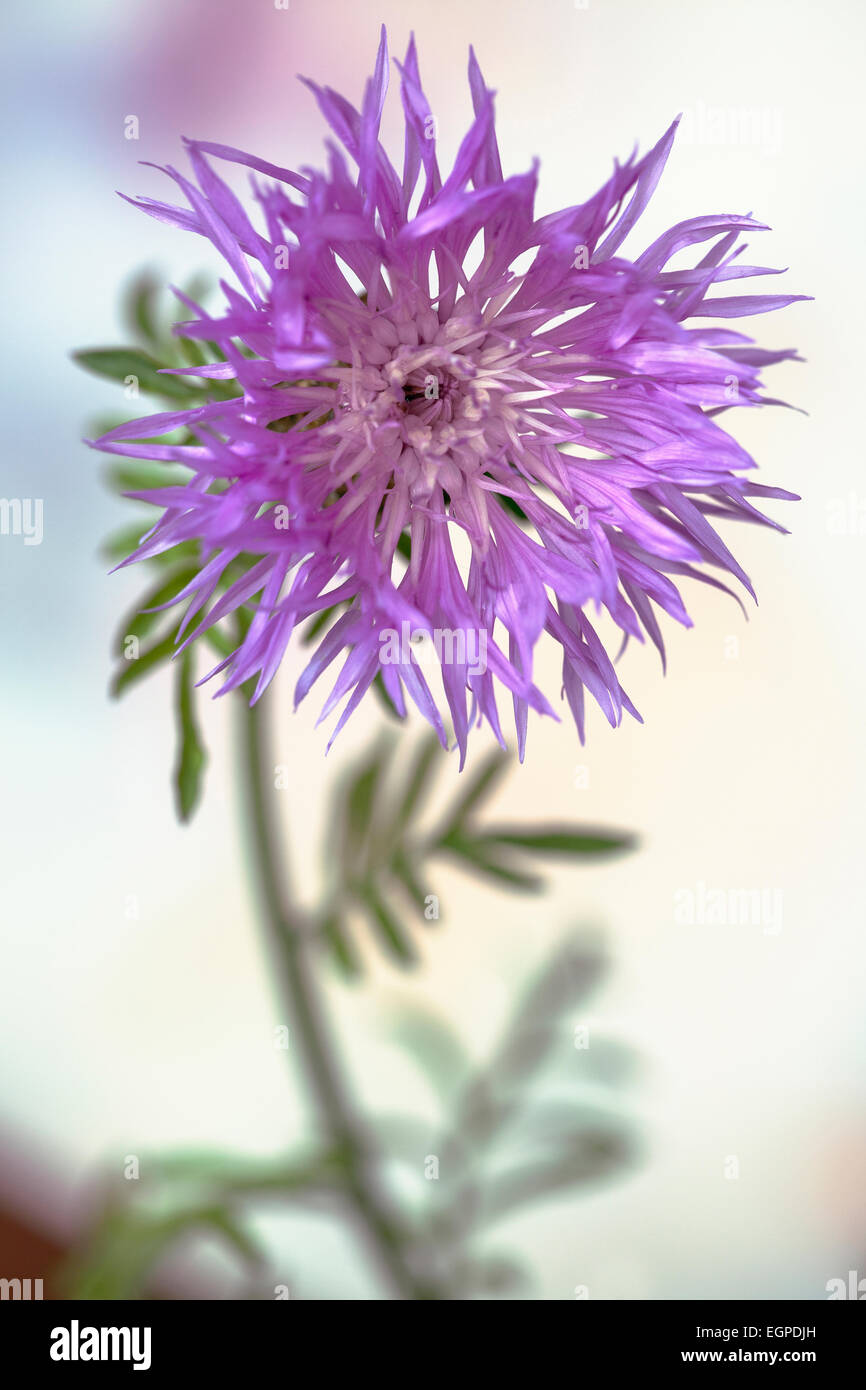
[94,27,806,763]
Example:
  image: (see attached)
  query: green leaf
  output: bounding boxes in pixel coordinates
[201,1208,266,1269]
[491,938,606,1085]
[89,413,138,439]
[475,1127,635,1228]
[390,845,431,912]
[323,735,445,973]
[371,670,405,721]
[492,1099,632,1154]
[101,528,199,567]
[61,1142,349,1299]
[438,831,542,892]
[181,272,214,307]
[122,270,163,349]
[149,1146,349,1194]
[567,1036,639,1087]
[478,825,637,858]
[498,494,529,524]
[319,910,362,980]
[111,630,178,697]
[360,884,417,966]
[176,338,243,400]
[448,937,607,1156]
[62,1208,181,1301]
[435,746,510,838]
[106,460,191,494]
[341,739,392,868]
[301,602,345,645]
[392,733,441,831]
[453,1252,528,1297]
[117,565,198,645]
[173,649,208,823]
[386,1006,470,1106]
[176,335,209,367]
[100,523,154,563]
[366,1113,440,1165]
[203,626,236,660]
[73,347,202,402]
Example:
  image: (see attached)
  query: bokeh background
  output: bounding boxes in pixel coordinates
[1,0,864,1298]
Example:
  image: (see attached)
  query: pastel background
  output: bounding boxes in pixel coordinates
[1,0,863,1298]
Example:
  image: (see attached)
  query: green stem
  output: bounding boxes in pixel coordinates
[236,692,441,1300]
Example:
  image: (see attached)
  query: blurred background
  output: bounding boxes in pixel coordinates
[1,0,864,1298]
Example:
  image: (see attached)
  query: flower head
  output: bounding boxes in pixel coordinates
[94,27,806,763]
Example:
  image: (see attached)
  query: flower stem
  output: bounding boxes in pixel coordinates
[236,692,440,1300]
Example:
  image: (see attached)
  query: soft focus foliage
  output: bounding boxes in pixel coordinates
[64,935,638,1300]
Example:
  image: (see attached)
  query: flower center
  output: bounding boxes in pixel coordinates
[401,364,459,419]
[384,345,483,448]
[355,312,497,463]
[320,303,525,506]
